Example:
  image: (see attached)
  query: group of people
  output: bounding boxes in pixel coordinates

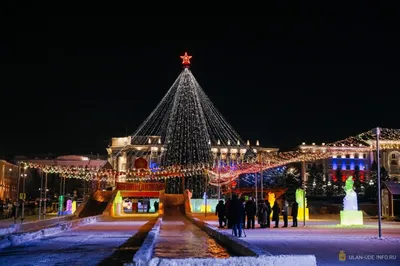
[215,194,299,237]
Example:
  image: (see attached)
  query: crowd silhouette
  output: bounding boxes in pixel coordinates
[215,193,299,237]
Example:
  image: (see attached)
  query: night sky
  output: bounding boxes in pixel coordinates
[1,15,398,156]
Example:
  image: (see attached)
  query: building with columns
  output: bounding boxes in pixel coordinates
[299,129,400,183]
[107,136,278,178]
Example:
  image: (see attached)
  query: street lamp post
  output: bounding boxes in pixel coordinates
[255,170,258,210]
[260,153,263,204]
[43,172,48,217]
[218,155,221,201]
[14,164,21,224]
[301,161,306,227]
[372,127,382,239]
[21,166,27,223]
[38,170,44,219]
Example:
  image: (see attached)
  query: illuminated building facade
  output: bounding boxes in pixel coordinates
[16,154,108,170]
[299,138,400,183]
[0,160,19,202]
[107,136,278,180]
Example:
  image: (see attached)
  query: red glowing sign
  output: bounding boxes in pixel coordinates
[180,52,192,65]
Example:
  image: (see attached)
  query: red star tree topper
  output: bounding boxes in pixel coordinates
[180,52,192,67]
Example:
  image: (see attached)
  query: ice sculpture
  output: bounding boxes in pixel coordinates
[296,189,307,208]
[343,176,358,210]
[295,188,309,220]
[65,199,72,214]
[200,192,210,212]
[340,176,363,225]
[113,190,122,216]
[268,192,275,208]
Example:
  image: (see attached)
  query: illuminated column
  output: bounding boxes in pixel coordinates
[301,161,307,183]
[117,154,127,183]
[382,150,389,170]
[369,151,374,166]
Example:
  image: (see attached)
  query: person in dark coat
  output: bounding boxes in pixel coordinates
[225,198,232,229]
[147,199,151,213]
[245,197,257,229]
[291,200,298,227]
[282,197,289,227]
[215,200,226,227]
[154,201,159,212]
[265,199,271,228]
[241,197,246,226]
[228,194,244,237]
[12,202,17,222]
[272,201,280,228]
[257,200,268,228]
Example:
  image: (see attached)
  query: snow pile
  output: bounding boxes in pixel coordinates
[0,215,101,250]
[0,224,19,237]
[147,255,317,266]
[133,218,162,265]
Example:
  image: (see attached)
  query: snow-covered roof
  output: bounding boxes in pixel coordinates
[382,181,400,195]
[327,128,400,147]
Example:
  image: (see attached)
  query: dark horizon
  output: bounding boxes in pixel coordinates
[1,15,398,157]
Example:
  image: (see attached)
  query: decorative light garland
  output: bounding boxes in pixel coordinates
[20,128,400,184]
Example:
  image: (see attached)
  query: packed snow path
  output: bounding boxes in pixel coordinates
[0,218,156,266]
[153,207,231,258]
[196,214,400,266]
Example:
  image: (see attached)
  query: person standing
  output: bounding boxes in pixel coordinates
[147,199,151,213]
[245,197,256,229]
[291,200,298,227]
[215,200,226,228]
[265,199,271,228]
[225,198,232,229]
[241,197,246,227]
[282,197,289,227]
[228,194,244,237]
[272,201,280,228]
[257,200,269,228]
[12,202,17,223]
[154,201,159,212]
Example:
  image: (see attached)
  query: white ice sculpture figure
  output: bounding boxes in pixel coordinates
[343,176,358,211]
[203,192,207,202]
[66,199,72,214]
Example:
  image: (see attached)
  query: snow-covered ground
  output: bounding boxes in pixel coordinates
[0,218,156,266]
[194,214,400,266]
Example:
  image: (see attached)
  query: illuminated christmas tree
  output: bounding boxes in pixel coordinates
[127,53,243,196]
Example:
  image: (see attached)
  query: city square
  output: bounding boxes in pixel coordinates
[1,15,399,266]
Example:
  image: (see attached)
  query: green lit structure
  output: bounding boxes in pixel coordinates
[340,176,363,225]
[296,188,309,220]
